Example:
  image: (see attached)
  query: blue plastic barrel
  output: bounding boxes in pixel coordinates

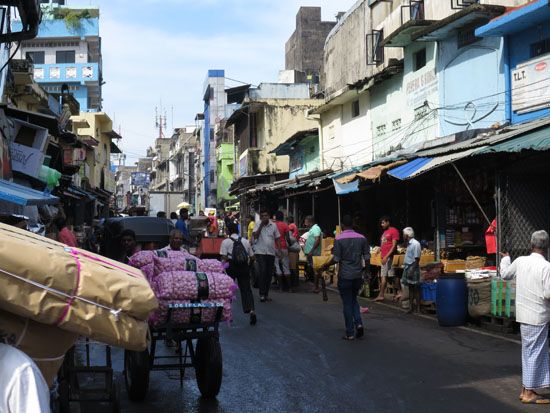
[436,274,467,327]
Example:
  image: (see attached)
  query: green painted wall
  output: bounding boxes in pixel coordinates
[216,143,235,205]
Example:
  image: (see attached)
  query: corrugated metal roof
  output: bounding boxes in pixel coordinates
[475,126,550,154]
[415,117,550,158]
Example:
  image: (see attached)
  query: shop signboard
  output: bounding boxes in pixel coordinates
[9,143,44,178]
[131,172,150,187]
[512,53,550,114]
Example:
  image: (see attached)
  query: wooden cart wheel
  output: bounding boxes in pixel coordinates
[124,349,150,401]
[195,337,222,398]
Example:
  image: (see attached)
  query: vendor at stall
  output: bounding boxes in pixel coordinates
[375,215,400,302]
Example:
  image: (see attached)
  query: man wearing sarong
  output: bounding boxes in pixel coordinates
[501,230,550,405]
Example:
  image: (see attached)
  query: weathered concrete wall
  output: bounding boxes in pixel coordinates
[323,1,369,96]
[285,7,337,76]
[256,99,322,174]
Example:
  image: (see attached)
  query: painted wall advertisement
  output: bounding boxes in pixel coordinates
[406,69,437,108]
[512,54,550,114]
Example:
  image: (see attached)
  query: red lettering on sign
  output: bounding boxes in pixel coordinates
[535,62,547,72]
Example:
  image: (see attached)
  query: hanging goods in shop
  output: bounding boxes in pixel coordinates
[0,223,158,351]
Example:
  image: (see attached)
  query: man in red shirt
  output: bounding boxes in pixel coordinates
[287,216,299,240]
[56,217,77,247]
[375,215,400,302]
[274,211,292,292]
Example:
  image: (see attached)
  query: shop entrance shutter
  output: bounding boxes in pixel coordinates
[500,165,550,259]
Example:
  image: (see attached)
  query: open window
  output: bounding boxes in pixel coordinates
[367,29,384,66]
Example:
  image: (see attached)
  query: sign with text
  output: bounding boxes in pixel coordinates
[131,171,150,187]
[512,53,550,114]
[9,143,44,178]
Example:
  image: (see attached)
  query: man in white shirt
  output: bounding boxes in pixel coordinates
[160,229,186,252]
[252,210,281,303]
[501,230,550,405]
[0,343,50,412]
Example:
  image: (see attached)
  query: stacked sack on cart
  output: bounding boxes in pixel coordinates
[129,250,237,326]
[0,223,159,386]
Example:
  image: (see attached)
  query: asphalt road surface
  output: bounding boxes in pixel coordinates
[76,285,547,413]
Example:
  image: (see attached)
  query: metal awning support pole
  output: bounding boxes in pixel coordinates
[337,196,341,229]
[451,162,491,226]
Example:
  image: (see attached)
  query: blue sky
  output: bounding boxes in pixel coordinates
[84,0,356,162]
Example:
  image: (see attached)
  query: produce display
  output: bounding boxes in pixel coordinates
[130,250,236,326]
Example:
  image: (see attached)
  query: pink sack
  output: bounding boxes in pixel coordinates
[151,271,236,301]
[153,255,200,277]
[128,250,155,268]
[197,259,225,273]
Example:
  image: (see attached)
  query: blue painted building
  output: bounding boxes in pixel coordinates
[412,5,507,137]
[477,0,550,125]
[271,129,320,179]
[202,70,226,208]
[13,7,102,112]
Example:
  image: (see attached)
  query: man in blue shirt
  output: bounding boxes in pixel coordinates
[175,208,191,246]
[322,215,370,340]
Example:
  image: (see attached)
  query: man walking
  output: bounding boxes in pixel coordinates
[322,215,369,340]
[501,230,550,404]
[220,222,257,325]
[402,227,421,313]
[274,211,292,292]
[253,210,281,302]
[175,208,191,246]
[375,215,400,302]
[304,215,322,293]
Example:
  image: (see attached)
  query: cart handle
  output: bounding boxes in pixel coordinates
[167,303,224,309]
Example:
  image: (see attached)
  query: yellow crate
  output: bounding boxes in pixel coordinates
[313,255,333,271]
[370,252,403,267]
[420,254,435,267]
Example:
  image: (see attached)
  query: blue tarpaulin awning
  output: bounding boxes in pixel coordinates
[387,158,431,180]
[0,180,59,206]
[388,149,481,180]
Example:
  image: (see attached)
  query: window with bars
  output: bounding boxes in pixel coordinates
[56,50,75,64]
[367,29,384,66]
[531,38,550,58]
[352,100,360,118]
[26,51,44,64]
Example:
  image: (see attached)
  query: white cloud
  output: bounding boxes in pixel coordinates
[99,0,356,161]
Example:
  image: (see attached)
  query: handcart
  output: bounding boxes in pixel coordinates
[123,302,224,400]
[56,338,120,413]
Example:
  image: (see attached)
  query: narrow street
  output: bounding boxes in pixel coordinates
[87,287,541,413]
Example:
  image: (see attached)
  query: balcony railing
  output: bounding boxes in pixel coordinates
[32,62,99,83]
[451,0,479,10]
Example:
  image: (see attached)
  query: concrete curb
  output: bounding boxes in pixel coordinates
[326,285,521,345]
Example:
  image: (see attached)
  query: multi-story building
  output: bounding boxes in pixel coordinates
[71,112,119,193]
[316,0,524,171]
[202,70,226,208]
[14,0,102,112]
[285,7,339,83]
[169,126,196,203]
[149,137,172,191]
